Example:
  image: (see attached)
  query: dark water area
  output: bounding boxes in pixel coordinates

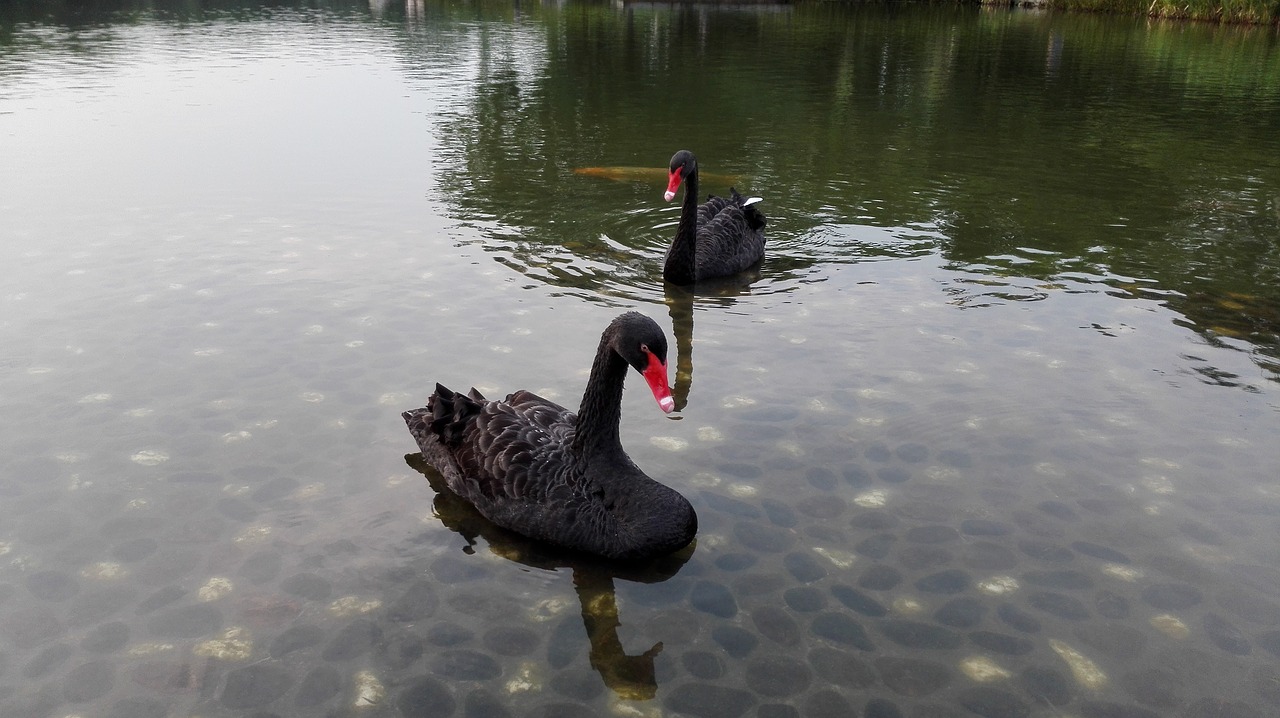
[2,1,1280,717]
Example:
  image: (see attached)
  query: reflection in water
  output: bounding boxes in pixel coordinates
[405,453,694,700]
[665,284,696,412]
[662,275,762,411]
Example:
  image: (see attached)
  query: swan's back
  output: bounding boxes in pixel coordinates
[694,188,766,280]
[404,384,577,507]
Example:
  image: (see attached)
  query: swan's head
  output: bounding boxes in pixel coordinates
[665,150,697,202]
[611,312,674,414]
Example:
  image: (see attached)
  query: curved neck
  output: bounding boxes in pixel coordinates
[663,167,699,285]
[572,333,627,460]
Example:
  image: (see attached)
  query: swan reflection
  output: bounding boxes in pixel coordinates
[663,276,761,412]
[404,453,695,700]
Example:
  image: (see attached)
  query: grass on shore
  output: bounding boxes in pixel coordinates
[1011,0,1278,24]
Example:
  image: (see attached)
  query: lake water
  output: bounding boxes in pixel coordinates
[2,1,1280,717]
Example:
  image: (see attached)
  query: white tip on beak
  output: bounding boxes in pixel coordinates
[658,396,675,413]
[664,190,676,202]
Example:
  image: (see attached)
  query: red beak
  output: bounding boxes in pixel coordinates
[664,169,682,202]
[641,351,675,413]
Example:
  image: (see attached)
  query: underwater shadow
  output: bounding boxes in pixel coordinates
[403,452,696,700]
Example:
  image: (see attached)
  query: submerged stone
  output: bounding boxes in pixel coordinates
[849,510,897,530]
[1140,583,1203,610]
[1120,667,1182,709]
[1215,588,1280,626]
[715,552,757,572]
[1076,701,1161,718]
[1204,613,1251,655]
[783,551,827,583]
[804,688,854,718]
[874,656,952,696]
[1037,501,1080,522]
[879,620,962,650]
[914,569,971,594]
[483,625,540,656]
[751,605,801,647]
[1095,590,1130,619]
[1071,541,1131,564]
[322,618,382,662]
[855,533,896,560]
[811,612,875,651]
[958,686,1031,718]
[26,570,80,602]
[963,542,1019,571]
[147,603,222,638]
[387,580,440,622]
[1018,665,1072,706]
[859,564,903,591]
[295,665,343,707]
[745,655,812,697]
[960,519,1012,536]
[397,675,456,718]
[808,646,876,688]
[682,650,725,680]
[783,585,827,612]
[239,552,282,585]
[1019,540,1074,564]
[1028,592,1090,620]
[550,668,604,701]
[969,630,1034,656]
[934,597,986,628]
[270,624,325,657]
[219,663,294,709]
[763,499,800,527]
[1023,570,1094,590]
[280,573,332,601]
[23,643,73,679]
[906,525,960,544]
[830,584,889,617]
[996,603,1041,633]
[899,546,953,570]
[82,621,129,653]
[1075,623,1148,660]
[664,682,757,718]
[711,624,758,658]
[690,580,737,618]
[429,649,500,681]
[733,520,796,553]
[464,688,513,718]
[865,697,905,718]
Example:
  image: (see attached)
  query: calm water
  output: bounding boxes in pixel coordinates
[2,1,1280,716]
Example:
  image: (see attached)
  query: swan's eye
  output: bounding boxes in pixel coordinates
[640,343,650,355]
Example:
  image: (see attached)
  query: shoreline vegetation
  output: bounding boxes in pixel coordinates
[0,0,1277,28]
[981,0,1277,26]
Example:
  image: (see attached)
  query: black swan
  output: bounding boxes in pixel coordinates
[402,312,698,561]
[662,149,766,285]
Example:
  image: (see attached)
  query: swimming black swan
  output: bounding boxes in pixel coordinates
[662,149,766,285]
[402,312,698,561]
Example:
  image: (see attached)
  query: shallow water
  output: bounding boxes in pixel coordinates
[2,1,1280,717]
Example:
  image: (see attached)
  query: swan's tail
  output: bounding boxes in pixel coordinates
[729,187,766,231]
[402,383,486,450]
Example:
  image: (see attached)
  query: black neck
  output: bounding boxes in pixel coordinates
[663,166,699,285]
[572,331,627,461]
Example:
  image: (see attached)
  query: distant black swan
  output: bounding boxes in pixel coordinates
[403,312,697,561]
[662,149,766,285]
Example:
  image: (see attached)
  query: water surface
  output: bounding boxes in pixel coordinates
[2,2,1280,717]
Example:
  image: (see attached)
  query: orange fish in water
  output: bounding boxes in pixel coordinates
[575,166,741,187]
